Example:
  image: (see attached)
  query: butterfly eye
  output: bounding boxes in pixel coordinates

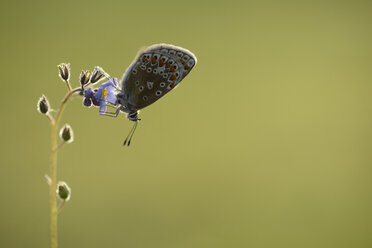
[168,59,175,65]
[140,65,146,70]
[135,81,140,85]
[147,68,152,73]
[153,68,158,74]
[162,73,168,79]
[143,96,148,101]
[116,93,124,104]
[132,68,137,74]
[139,86,144,91]
[160,82,166,87]
[155,90,162,96]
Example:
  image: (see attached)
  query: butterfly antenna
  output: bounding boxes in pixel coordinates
[127,121,138,146]
[123,121,138,146]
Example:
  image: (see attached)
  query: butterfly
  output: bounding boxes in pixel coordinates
[106,44,197,146]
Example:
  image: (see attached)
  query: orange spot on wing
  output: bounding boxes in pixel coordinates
[184,65,190,70]
[170,75,177,81]
[180,59,185,64]
[170,66,175,72]
[159,59,164,66]
[152,57,157,64]
[166,62,170,68]
[142,56,148,62]
[170,82,175,88]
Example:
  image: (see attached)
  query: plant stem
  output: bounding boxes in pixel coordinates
[57,200,66,214]
[64,80,73,92]
[49,87,81,248]
[50,119,58,248]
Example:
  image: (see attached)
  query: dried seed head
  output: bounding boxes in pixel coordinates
[57,181,71,201]
[37,95,50,114]
[58,63,70,81]
[90,66,107,84]
[79,70,91,86]
[59,124,74,143]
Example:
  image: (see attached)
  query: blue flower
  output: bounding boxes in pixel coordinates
[83,78,119,114]
[83,88,99,107]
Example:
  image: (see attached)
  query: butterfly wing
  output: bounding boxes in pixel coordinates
[120,44,197,111]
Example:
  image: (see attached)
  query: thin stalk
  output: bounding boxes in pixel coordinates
[54,141,65,152]
[64,80,73,92]
[49,87,81,248]
[50,120,58,248]
[57,200,66,214]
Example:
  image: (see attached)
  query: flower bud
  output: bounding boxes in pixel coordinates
[90,66,106,84]
[79,70,91,86]
[59,124,74,143]
[57,181,71,201]
[37,95,50,114]
[58,63,70,81]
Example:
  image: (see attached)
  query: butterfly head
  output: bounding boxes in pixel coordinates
[116,92,127,106]
[127,111,140,122]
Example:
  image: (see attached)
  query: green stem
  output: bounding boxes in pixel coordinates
[64,80,72,92]
[57,200,66,214]
[50,87,81,248]
[51,120,58,248]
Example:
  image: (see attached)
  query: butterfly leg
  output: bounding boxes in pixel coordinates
[101,107,121,117]
[106,103,118,110]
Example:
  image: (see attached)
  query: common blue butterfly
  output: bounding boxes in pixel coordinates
[107,44,197,145]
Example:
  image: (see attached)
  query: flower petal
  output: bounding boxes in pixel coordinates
[84,88,95,97]
[95,78,118,100]
[84,88,100,106]
[92,97,100,106]
[99,101,107,114]
[83,98,92,107]
[106,91,117,104]
[106,95,117,105]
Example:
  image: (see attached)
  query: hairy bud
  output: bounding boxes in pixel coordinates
[57,181,71,201]
[58,63,70,81]
[90,66,106,84]
[79,70,91,86]
[37,95,50,114]
[59,124,74,143]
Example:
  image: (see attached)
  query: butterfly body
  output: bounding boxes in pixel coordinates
[116,44,197,122]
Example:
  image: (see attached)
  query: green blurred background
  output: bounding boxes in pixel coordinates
[1,0,372,247]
